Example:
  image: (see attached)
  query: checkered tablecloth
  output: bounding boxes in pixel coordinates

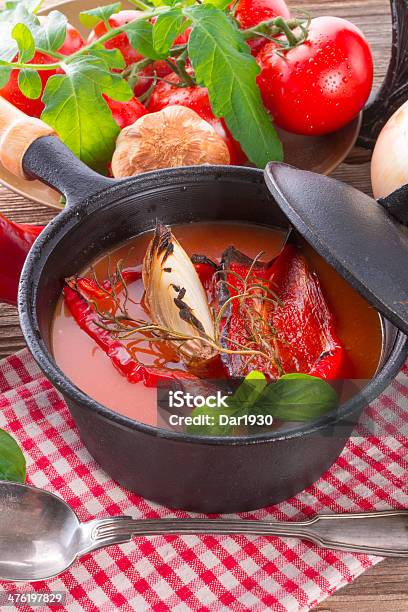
[0,349,408,611]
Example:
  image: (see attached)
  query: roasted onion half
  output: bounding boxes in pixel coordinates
[142,223,217,364]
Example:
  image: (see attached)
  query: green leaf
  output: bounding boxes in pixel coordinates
[80,2,122,28]
[185,5,283,167]
[0,24,18,62]
[12,22,35,62]
[127,19,166,60]
[18,67,41,97]
[0,0,43,22]
[227,370,268,414]
[32,10,67,53]
[0,64,12,87]
[153,9,186,55]
[187,370,267,436]
[41,56,132,173]
[0,429,26,483]
[256,374,338,422]
[88,43,125,70]
[203,0,231,8]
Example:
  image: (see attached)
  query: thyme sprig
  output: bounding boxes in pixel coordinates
[70,251,287,376]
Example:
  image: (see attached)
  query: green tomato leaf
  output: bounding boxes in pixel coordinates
[0,429,26,483]
[18,67,41,98]
[0,24,18,62]
[186,5,283,167]
[80,2,122,29]
[127,19,166,60]
[12,22,35,62]
[203,0,231,8]
[256,373,338,422]
[153,9,186,55]
[0,0,43,22]
[0,63,12,87]
[41,56,132,173]
[31,10,67,53]
[88,43,125,70]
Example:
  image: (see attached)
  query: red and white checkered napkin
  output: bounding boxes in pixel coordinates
[1,349,408,612]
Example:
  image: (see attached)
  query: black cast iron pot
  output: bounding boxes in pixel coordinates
[11,133,407,513]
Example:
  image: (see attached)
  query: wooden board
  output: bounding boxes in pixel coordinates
[0,0,407,609]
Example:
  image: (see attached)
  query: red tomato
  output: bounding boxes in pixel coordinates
[104,95,146,130]
[147,73,247,164]
[133,26,191,97]
[234,0,290,29]
[256,16,374,135]
[232,0,290,55]
[0,22,84,117]
[88,11,190,97]
[87,10,144,67]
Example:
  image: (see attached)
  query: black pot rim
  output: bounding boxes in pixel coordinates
[18,165,408,447]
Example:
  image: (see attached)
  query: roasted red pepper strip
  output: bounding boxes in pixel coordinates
[64,282,197,387]
[220,245,345,380]
[0,213,44,305]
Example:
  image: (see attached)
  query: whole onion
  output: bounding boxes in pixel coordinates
[371,100,408,199]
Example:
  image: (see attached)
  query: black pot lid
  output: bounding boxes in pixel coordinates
[264,162,408,335]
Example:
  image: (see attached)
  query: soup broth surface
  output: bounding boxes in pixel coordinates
[52,222,383,430]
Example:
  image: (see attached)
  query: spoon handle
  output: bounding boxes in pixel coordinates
[90,511,408,558]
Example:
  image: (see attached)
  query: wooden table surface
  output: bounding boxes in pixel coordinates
[0,0,407,609]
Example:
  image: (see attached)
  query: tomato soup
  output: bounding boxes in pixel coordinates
[52,222,383,429]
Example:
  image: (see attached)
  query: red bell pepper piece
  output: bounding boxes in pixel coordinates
[219,244,345,380]
[64,279,197,387]
[0,213,44,305]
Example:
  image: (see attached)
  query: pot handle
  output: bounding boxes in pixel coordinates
[358,0,408,148]
[0,96,116,205]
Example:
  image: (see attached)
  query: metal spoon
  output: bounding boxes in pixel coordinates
[1,481,408,582]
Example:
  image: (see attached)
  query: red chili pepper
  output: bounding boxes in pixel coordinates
[72,270,142,310]
[64,281,197,387]
[219,245,345,380]
[0,213,44,305]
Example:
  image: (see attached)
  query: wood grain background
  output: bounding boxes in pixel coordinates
[0,0,407,608]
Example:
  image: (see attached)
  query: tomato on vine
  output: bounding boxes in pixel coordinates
[0,21,84,118]
[87,10,144,66]
[104,96,146,130]
[232,0,290,55]
[256,16,373,135]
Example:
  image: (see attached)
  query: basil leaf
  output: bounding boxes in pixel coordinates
[12,22,35,62]
[80,2,122,29]
[227,370,267,414]
[186,402,235,436]
[41,56,132,173]
[32,10,67,53]
[153,9,186,56]
[18,67,41,98]
[187,370,267,436]
[88,44,125,70]
[0,429,26,483]
[257,373,338,422]
[127,19,166,60]
[186,5,283,167]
